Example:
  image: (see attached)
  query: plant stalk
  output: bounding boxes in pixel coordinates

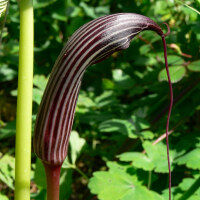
[69,164,89,180]
[147,171,152,189]
[15,0,34,200]
[43,162,62,200]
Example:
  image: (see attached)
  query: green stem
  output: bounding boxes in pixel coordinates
[178,177,200,200]
[43,162,62,200]
[14,0,33,200]
[68,163,89,180]
[74,166,89,181]
[147,171,152,189]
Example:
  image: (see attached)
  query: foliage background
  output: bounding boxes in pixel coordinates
[0,0,200,199]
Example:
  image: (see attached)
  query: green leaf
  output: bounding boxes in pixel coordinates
[88,162,163,200]
[154,0,168,15]
[139,44,151,55]
[69,131,86,164]
[80,2,97,18]
[102,78,115,90]
[33,88,43,105]
[0,64,17,82]
[129,86,144,97]
[99,116,151,139]
[33,0,58,9]
[33,75,48,91]
[112,69,135,89]
[140,130,154,139]
[118,152,154,171]
[161,55,184,66]
[0,154,15,189]
[77,92,96,108]
[181,4,199,19]
[143,141,174,173]
[95,6,110,17]
[59,168,73,200]
[131,116,150,130]
[0,120,16,140]
[158,66,186,83]
[175,148,200,170]
[162,186,179,200]
[30,189,46,200]
[99,118,137,138]
[34,159,46,188]
[66,6,82,18]
[179,177,199,191]
[95,91,118,107]
[134,56,157,66]
[34,40,51,52]
[118,141,175,173]
[80,2,110,18]
[66,16,85,36]
[0,193,9,200]
[176,176,200,200]
[106,161,132,173]
[33,75,48,104]
[187,60,200,72]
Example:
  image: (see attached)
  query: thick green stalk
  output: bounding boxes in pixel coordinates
[15,0,33,200]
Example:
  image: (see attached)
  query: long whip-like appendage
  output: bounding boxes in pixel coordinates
[162,26,173,200]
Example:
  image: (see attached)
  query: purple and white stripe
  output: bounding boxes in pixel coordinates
[34,13,164,165]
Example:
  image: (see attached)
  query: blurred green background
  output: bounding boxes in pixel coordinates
[0,0,200,199]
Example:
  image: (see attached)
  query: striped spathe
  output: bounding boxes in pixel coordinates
[34,13,164,165]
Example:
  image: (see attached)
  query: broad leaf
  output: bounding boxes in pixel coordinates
[99,116,150,139]
[33,75,48,91]
[0,120,16,139]
[112,69,135,89]
[59,168,73,200]
[88,162,163,200]
[0,65,17,82]
[33,88,44,105]
[179,177,200,191]
[0,154,15,190]
[140,130,154,139]
[118,152,154,171]
[34,159,46,188]
[33,75,48,104]
[158,66,186,83]
[187,60,200,72]
[80,2,110,19]
[33,0,58,9]
[99,118,137,138]
[175,148,200,170]
[161,55,184,66]
[173,177,200,200]
[143,141,174,173]
[0,194,9,200]
[95,91,118,108]
[77,92,96,108]
[69,131,86,164]
[118,141,175,173]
